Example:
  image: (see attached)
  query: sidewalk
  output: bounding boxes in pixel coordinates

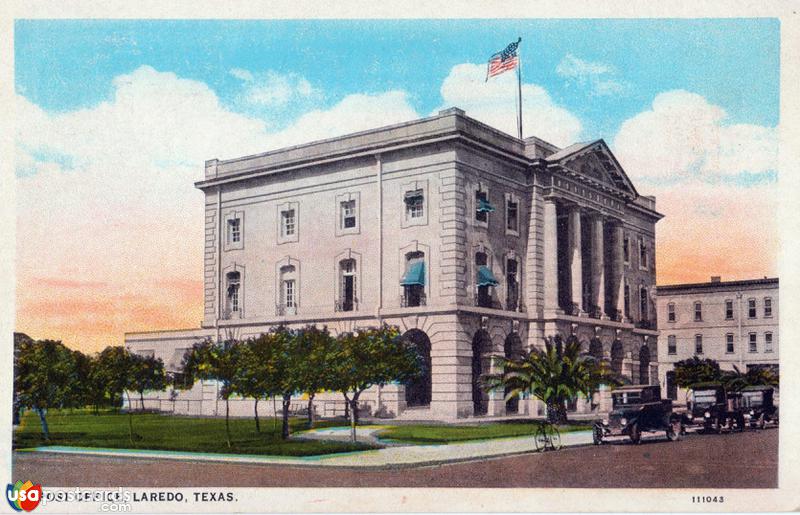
[20,427,595,469]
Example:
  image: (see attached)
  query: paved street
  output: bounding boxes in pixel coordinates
[14,428,777,488]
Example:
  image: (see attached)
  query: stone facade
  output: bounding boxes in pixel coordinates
[125,108,662,420]
[655,277,779,401]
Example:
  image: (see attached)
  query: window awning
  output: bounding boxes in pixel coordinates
[404,189,423,203]
[477,265,499,287]
[477,198,496,213]
[401,261,425,286]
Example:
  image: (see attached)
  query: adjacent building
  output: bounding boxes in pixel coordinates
[125,108,663,420]
[655,276,779,400]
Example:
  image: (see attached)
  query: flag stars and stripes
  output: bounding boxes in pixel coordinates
[486,38,521,80]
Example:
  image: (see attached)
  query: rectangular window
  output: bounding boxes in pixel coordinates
[475,190,489,223]
[725,299,734,320]
[639,239,648,269]
[749,332,757,353]
[764,297,772,317]
[726,333,734,354]
[340,200,357,229]
[667,303,675,322]
[281,209,296,237]
[639,287,648,321]
[227,218,241,244]
[623,235,630,263]
[765,332,773,352]
[694,301,702,321]
[506,198,518,232]
[623,283,630,318]
[667,335,676,355]
[405,189,424,220]
[748,298,756,318]
[695,334,703,355]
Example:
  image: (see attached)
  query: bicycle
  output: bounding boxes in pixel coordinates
[533,420,562,451]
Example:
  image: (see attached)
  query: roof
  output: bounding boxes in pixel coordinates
[544,140,597,162]
[657,277,779,294]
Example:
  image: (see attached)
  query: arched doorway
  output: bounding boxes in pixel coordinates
[611,339,624,378]
[403,329,432,407]
[503,332,523,414]
[639,345,650,385]
[589,337,604,361]
[472,330,492,416]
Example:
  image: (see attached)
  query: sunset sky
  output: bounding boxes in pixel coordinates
[14,19,780,353]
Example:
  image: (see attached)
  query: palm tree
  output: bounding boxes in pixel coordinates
[484,335,618,424]
[721,364,779,392]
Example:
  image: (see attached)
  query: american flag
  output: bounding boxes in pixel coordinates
[486,38,521,80]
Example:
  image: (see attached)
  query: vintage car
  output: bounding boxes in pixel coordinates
[741,385,779,429]
[685,383,746,433]
[593,385,683,444]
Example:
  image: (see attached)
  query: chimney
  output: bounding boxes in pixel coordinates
[710,276,721,283]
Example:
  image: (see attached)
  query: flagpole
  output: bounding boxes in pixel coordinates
[516,37,523,139]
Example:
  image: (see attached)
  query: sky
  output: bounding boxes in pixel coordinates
[14,19,780,352]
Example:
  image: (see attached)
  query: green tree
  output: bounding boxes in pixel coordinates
[484,336,617,424]
[329,325,420,442]
[261,327,305,440]
[94,346,134,412]
[129,354,168,412]
[293,325,336,428]
[673,356,723,388]
[181,339,245,447]
[236,337,279,433]
[14,338,78,440]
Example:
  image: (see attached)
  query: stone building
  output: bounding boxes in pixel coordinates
[656,277,779,401]
[125,108,662,420]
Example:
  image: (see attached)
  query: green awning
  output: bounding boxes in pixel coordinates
[477,265,499,287]
[477,197,496,213]
[401,261,425,286]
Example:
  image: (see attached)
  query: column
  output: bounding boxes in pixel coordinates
[543,199,560,316]
[591,215,605,317]
[612,222,626,321]
[568,205,583,315]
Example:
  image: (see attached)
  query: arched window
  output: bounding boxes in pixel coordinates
[639,286,648,321]
[401,251,426,307]
[505,258,519,311]
[279,265,297,315]
[338,259,357,312]
[225,271,241,318]
[475,251,498,308]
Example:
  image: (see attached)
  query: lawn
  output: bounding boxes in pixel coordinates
[14,409,377,457]
[376,421,591,444]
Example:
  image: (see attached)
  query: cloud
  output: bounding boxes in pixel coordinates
[15,65,421,351]
[556,54,628,97]
[610,90,778,284]
[229,68,322,115]
[437,63,582,146]
[613,90,778,183]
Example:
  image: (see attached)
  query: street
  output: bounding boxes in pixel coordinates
[14,428,777,488]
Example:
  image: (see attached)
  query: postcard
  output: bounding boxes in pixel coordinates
[2,1,799,513]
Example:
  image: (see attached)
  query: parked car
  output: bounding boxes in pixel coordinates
[685,383,745,433]
[593,385,682,444]
[741,385,779,429]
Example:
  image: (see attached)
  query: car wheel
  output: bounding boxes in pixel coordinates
[667,419,681,441]
[629,423,641,444]
[592,423,604,445]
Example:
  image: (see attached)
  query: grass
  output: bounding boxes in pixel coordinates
[376,421,591,444]
[13,409,377,457]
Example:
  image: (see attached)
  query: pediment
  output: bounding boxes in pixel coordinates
[545,140,638,198]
